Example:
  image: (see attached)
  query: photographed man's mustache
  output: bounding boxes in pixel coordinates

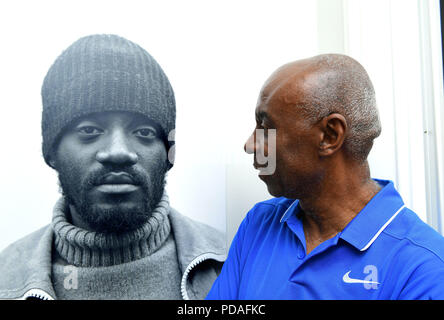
[86,167,148,188]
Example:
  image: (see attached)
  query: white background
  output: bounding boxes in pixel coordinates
[0,0,442,251]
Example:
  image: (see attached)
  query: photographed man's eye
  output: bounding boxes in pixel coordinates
[134,128,156,139]
[77,126,102,136]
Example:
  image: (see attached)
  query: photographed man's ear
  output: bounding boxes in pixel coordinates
[47,152,57,169]
[167,129,176,169]
[318,113,347,157]
[49,159,56,169]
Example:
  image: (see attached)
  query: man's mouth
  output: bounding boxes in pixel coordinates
[253,163,274,178]
[95,172,140,194]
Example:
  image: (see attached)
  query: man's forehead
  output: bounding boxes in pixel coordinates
[258,60,321,109]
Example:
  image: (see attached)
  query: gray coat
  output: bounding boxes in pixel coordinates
[0,208,226,300]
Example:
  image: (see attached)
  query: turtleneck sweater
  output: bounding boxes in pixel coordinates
[50,192,183,299]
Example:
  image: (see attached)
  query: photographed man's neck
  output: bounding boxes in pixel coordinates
[297,159,381,254]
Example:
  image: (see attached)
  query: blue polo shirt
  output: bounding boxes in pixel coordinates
[207,180,444,299]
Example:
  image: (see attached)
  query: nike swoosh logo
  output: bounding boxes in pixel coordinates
[342,271,380,284]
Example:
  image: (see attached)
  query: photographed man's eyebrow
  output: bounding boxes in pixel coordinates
[73,113,103,125]
[74,113,159,129]
[130,115,159,128]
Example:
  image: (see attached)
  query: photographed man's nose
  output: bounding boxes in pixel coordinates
[244,132,256,154]
[96,131,138,166]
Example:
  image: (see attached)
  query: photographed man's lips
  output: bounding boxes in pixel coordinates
[95,184,139,194]
[101,172,136,184]
[96,172,139,194]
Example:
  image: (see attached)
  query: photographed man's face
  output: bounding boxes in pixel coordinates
[52,111,168,233]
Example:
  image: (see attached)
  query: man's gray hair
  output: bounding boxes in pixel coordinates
[302,54,381,162]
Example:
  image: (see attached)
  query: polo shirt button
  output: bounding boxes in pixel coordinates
[297,246,305,259]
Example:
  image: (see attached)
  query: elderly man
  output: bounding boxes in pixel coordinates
[0,34,225,300]
[206,54,444,300]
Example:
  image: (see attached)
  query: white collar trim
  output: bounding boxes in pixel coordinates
[360,204,406,251]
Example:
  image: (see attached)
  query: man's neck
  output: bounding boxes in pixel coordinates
[298,161,381,254]
[52,195,171,267]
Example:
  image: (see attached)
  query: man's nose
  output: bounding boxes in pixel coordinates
[96,130,138,166]
[244,132,256,154]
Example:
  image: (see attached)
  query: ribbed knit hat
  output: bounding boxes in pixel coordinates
[41,34,176,168]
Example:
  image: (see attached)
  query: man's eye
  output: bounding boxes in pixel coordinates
[134,128,156,139]
[77,126,102,136]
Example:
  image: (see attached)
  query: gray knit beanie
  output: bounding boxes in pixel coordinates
[41,34,176,168]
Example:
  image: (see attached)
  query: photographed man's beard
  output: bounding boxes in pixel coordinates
[58,163,168,234]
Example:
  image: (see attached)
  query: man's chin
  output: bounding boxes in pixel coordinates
[262,181,283,198]
[257,174,282,197]
[92,201,143,212]
[78,203,151,234]
[266,188,283,198]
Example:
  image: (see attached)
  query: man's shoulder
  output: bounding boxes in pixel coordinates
[385,208,444,264]
[380,208,444,299]
[0,225,53,296]
[245,197,296,224]
[253,196,294,209]
[168,208,226,256]
[0,225,51,263]
[166,208,226,299]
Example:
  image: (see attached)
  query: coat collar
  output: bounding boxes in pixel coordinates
[0,226,56,299]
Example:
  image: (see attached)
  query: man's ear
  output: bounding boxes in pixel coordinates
[318,113,347,157]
